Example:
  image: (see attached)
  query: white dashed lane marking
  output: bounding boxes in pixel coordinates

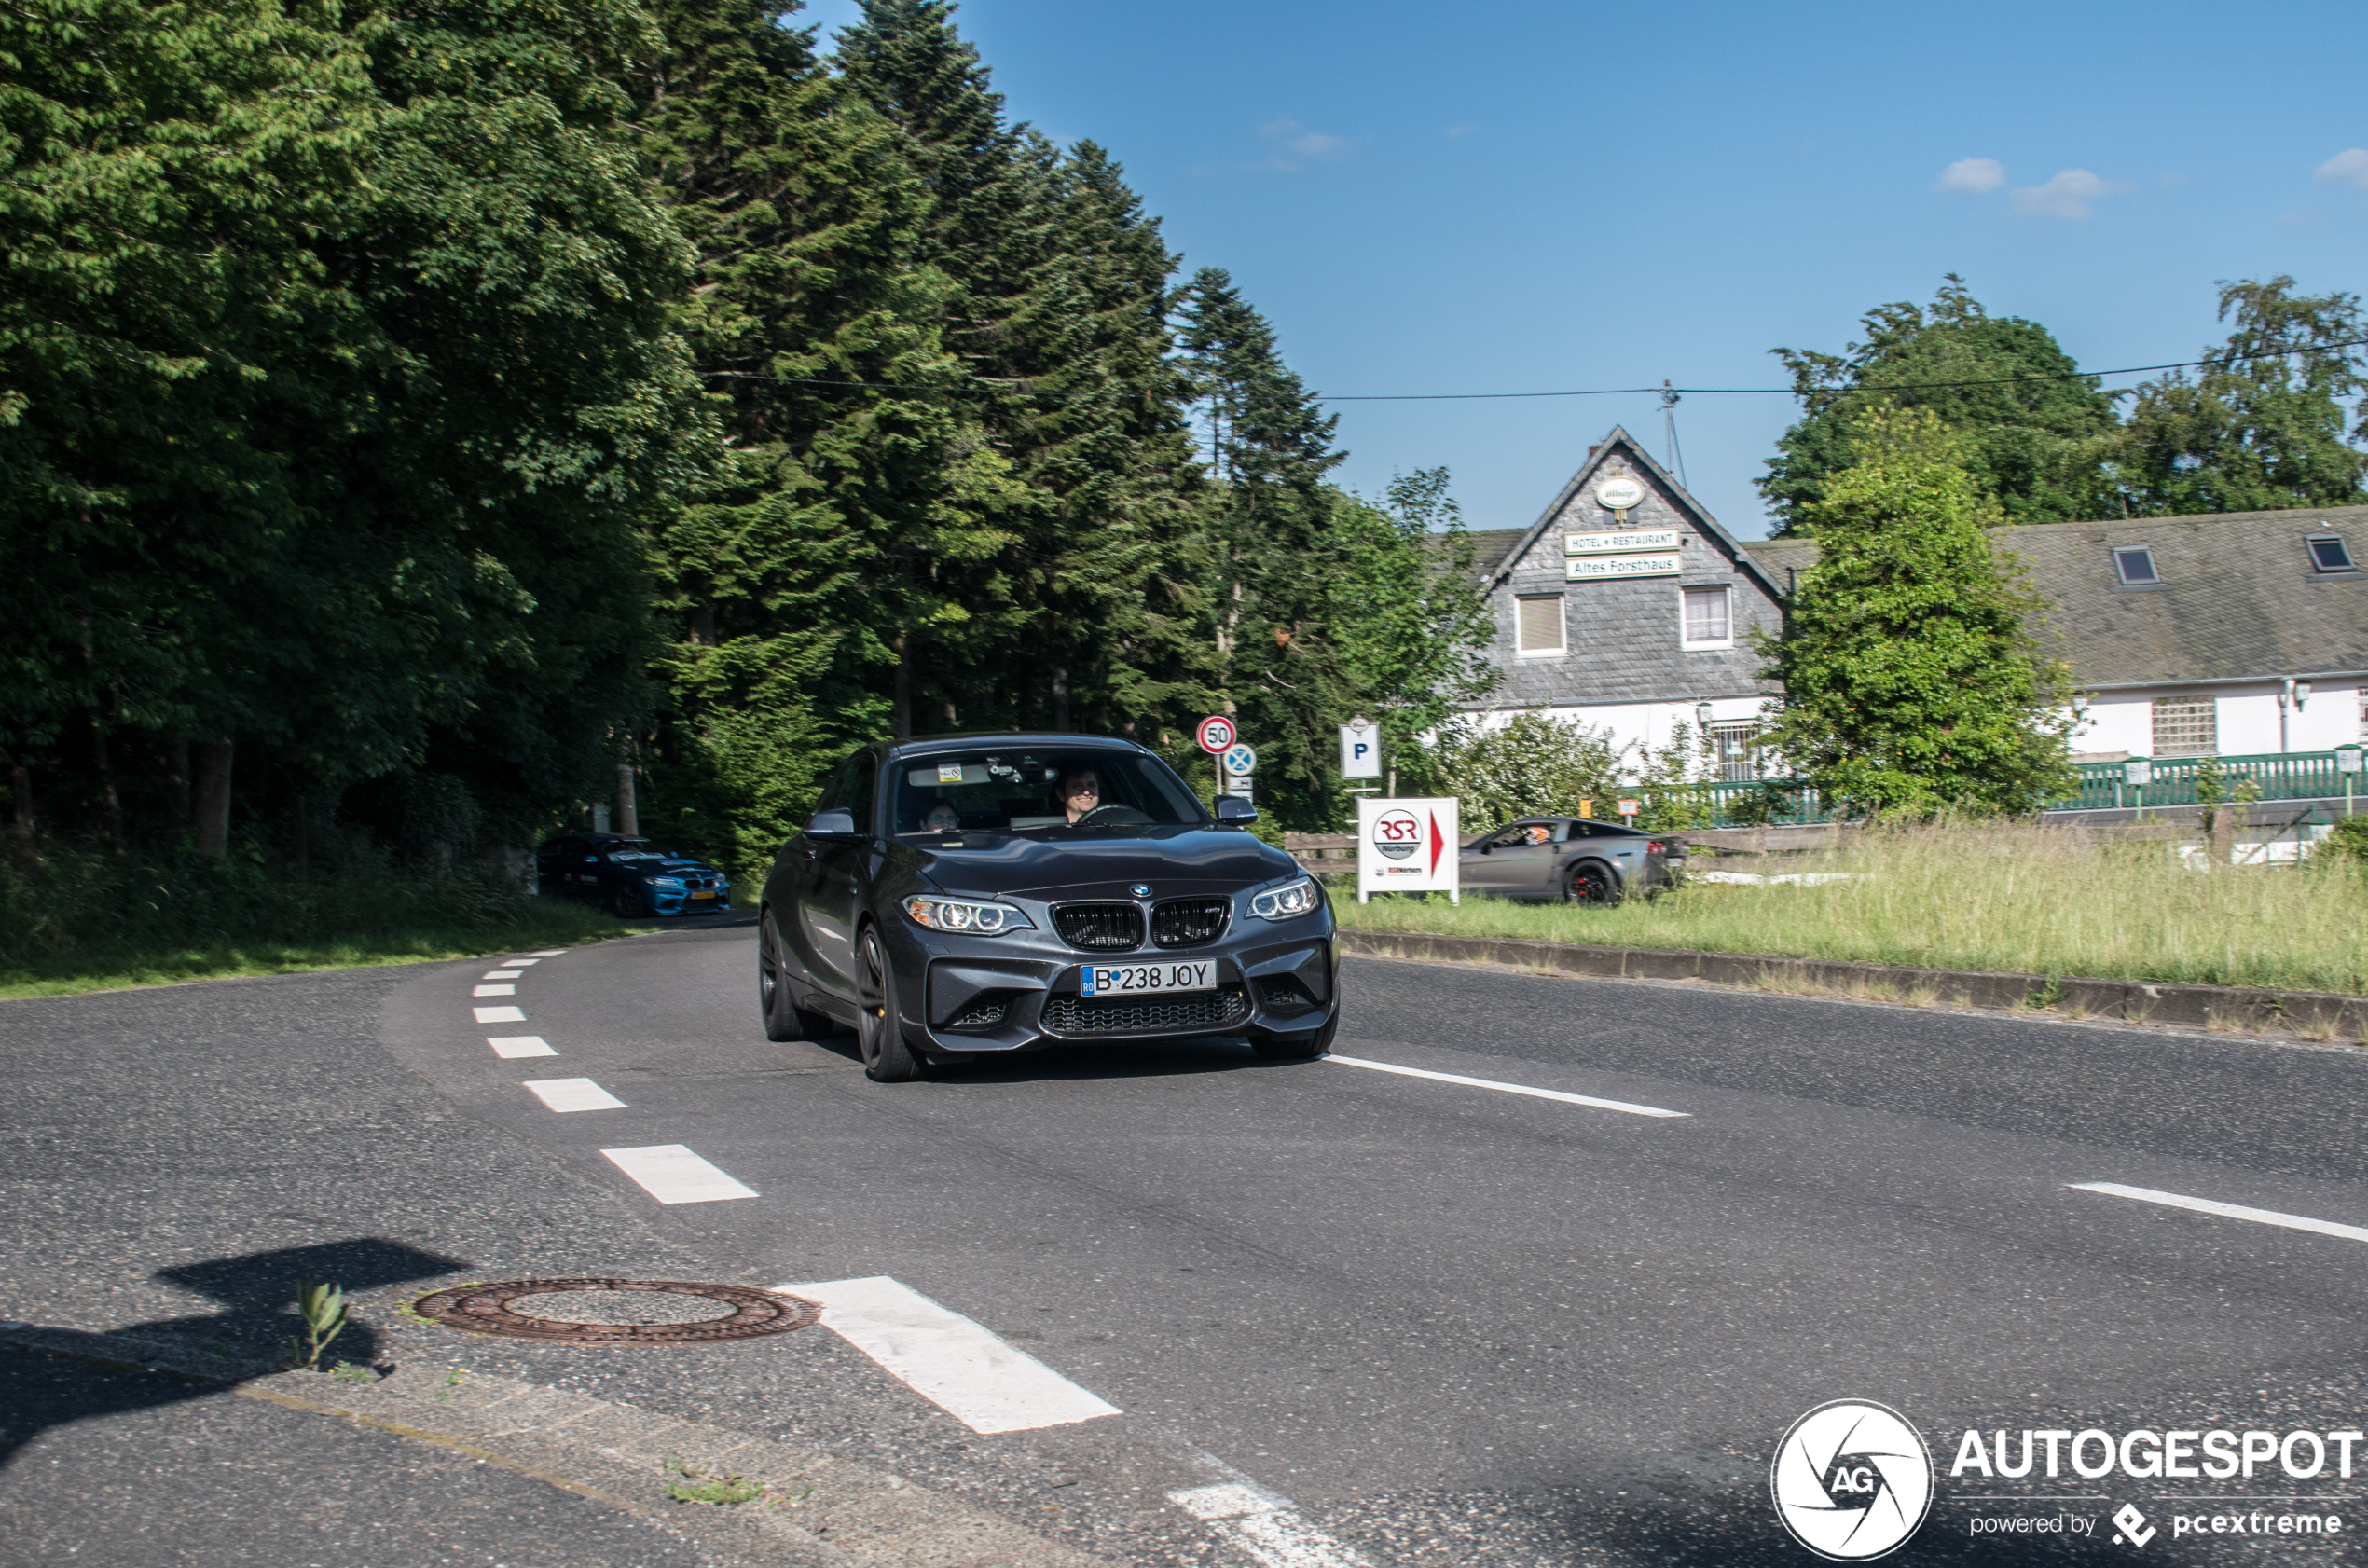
[601,1144,758,1204]
[502,957,542,966]
[524,1078,626,1113]
[522,949,568,957]
[474,1005,526,1025]
[779,1275,1122,1435]
[472,984,516,997]
[2070,1182,2368,1245]
[488,1036,557,1059]
[1169,1455,1371,1568]
[1325,1053,1688,1119]
[483,970,523,980]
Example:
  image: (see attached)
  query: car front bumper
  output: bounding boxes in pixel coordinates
[882,911,1336,1056]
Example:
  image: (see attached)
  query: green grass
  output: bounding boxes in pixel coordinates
[1333,819,2368,995]
[0,846,645,999]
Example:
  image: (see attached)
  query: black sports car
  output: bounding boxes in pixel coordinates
[536,834,734,917]
[1460,817,1686,904]
[758,735,1338,1081]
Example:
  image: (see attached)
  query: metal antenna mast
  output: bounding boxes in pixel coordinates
[1659,379,1689,489]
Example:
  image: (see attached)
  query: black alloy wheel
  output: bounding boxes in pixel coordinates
[1566,861,1621,906]
[1252,1011,1338,1061]
[759,913,834,1042]
[610,883,649,918]
[855,925,925,1082]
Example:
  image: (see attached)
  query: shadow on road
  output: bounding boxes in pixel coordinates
[1,1237,465,1466]
[801,1027,1312,1085]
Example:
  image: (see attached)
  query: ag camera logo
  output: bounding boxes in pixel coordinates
[1770,1399,1934,1561]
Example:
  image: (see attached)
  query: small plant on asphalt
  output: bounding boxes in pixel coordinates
[664,1455,768,1506]
[326,1360,378,1383]
[434,1367,466,1399]
[288,1279,348,1370]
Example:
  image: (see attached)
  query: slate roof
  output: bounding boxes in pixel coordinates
[1741,503,2368,686]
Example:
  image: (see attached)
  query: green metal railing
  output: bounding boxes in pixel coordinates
[1627,749,2365,829]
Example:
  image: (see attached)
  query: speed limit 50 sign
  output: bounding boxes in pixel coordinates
[1356,796,1459,903]
[1195,715,1236,755]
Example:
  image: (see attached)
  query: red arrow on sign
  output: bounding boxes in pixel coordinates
[1428,811,1445,875]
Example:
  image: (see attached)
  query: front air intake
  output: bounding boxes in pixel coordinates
[1052,901,1143,951]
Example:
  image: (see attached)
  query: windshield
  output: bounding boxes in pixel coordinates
[891,750,1207,837]
[605,845,684,861]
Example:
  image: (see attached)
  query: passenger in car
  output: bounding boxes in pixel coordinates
[923,801,961,832]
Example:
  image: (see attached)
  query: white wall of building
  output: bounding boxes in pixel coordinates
[2068,682,2368,758]
[1473,695,1776,780]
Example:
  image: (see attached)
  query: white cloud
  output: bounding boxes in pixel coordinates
[1935,157,2005,195]
[1261,118,1345,156]
[1445,122,1480,139]
[2011,169,2133,218]
[2315,148,2368,189]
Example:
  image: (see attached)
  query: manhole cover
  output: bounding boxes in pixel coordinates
[408,1278,821,1345]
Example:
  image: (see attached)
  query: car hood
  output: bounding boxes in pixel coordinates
[913,826,1295,899]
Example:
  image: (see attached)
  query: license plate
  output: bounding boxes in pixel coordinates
[1081,960,1215,997]
[690,890,715,900]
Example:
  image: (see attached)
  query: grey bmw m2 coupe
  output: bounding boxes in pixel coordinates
[758,735,1338,1080]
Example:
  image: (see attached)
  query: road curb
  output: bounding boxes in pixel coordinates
[0,1323,1110,1568]
[1334,928,2368,1040]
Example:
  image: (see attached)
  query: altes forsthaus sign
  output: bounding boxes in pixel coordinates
[1564,518,1681,580]
[1566,551,1681,580]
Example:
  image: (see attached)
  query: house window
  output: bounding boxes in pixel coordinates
[2308,534,2357,572]
[1709,722,1760,782]
[2152,695,2216,758]
[2113,545,2159,585]
[1681,585,1732,647]
[1515,594,1565,656]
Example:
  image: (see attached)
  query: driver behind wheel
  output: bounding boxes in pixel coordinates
[1058,767,1102,825]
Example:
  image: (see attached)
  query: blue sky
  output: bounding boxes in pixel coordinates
[801,0,2368,539]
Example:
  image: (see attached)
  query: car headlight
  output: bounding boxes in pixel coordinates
[1249,877,1320,921]
[648,876,685,888]
[903,896,1033,935]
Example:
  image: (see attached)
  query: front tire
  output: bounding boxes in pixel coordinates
[760,912,834,1042]
[855,925,925,1082]
[1251,1011,1337,1061]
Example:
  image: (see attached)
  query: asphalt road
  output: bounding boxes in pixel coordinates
[10,916,2368,1565]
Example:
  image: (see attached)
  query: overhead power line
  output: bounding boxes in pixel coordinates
[696,335,2368,404]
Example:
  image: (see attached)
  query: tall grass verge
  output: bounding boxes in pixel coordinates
[0,845,632,999]
[1334,819,2368,994]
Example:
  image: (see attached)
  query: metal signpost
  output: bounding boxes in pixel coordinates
[2339,745,2361,817]
[1618,797,1641,827]
[1356,796,1459,905]
[2125,756,2152,823]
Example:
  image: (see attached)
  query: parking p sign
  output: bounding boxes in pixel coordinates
[1356,796,1458,904]
[1340,717,1381,778]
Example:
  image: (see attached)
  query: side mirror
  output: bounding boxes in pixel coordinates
[1214,796,1258,825]
[807,808,859,838]
[1477,842,1492,854]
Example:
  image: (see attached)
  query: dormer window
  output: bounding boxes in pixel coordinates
[2113,545,2158,585]
[2307,534,2357,573]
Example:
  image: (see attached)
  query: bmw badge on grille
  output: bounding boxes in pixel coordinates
[1130,884,1152,897]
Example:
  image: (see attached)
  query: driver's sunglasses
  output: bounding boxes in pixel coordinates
[1066,784,1098,799]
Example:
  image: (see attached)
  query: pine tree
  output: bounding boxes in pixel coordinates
[1177,268,1353,825]
[1760,277,2117,532]
[1759,407,2075,816]
[627,0,1025,871]
[2106,277,2368,517]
